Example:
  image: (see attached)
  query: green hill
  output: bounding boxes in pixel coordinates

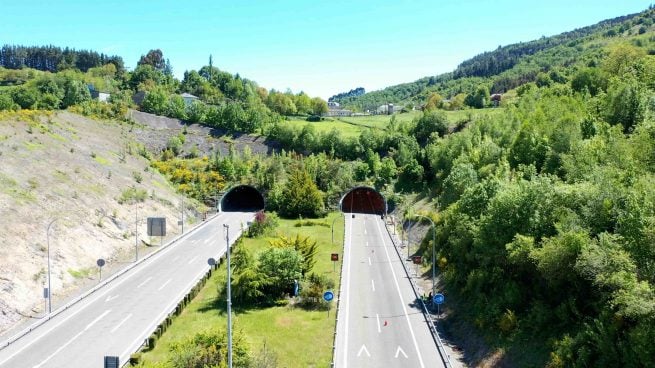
[333,6,655,111]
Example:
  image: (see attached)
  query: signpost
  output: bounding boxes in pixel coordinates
[97,258,105,282]
[147,217,166,246]
[104,356,119,368]
[331,253,339,272]
[433,293,445,316]
[323,290,334,317]
[412,255,422,276]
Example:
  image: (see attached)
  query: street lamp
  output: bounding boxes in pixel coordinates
[46,218,61,314]
[331,215,340,244]
[410,214,437,297]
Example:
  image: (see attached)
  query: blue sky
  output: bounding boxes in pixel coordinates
[1,0,652,98]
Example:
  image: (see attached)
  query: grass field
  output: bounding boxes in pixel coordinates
[137,212,345,367]
[282,108,503,138]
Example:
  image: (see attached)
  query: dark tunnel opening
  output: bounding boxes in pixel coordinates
[340,187,386,215]
[220,185,265,212]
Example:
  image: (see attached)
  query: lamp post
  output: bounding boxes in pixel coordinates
[46,218,61,314]
[223,224,233,368]
[331,216,340,244]
[135,200,139,262]
[411,214,437,296]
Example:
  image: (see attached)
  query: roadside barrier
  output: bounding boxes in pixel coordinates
[330,214,346,368]
[383,217,453,368]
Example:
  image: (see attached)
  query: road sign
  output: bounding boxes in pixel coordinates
[147,217,166,236]
[331,253,339,261]
[433,293,445,305]
[323,291,334,302]
[104,356,119,368]
[412,256,422,264]
[208,258,216,266]
[97,258,105,267]
[43,287,49,298]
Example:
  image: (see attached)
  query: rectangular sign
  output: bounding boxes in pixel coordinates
[331,253,339,262]
[147,217,166,237]
[104,356,119,368]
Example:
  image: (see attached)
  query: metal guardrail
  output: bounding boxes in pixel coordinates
[122,223,248,367]
[0,211,224,353]
[330,214,346,367]
[383,217,453,368]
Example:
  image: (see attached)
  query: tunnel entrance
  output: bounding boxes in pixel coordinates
[340,187,387,215]
[220,185,265,212]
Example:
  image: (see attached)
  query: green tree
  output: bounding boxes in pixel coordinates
[269,234,318,276]
[61,79,91,108]
[311,97,328,115]
[142,87,169,115]
[258,246,303,296]
[604,78,646,133]
[413,110,448,143]
[278,168,325,218]
[11,86,38,109]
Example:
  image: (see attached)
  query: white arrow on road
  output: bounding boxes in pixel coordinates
[357,344,371,357]
[395,345,408,358]
[105,294,119,302]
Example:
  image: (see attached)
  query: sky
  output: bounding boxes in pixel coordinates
[1,0,653,99]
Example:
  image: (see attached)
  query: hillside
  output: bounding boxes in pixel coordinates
[334,7,654,111]
[0,111,201,334]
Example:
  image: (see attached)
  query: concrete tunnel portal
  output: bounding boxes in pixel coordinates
[220,185,265,212]
[340,186,387,215]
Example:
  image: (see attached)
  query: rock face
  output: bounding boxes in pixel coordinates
[0,111,196,335]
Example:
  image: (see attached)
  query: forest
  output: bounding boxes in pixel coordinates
[1,7,655,366]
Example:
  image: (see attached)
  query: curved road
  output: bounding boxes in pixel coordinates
[0,211,253,368]
[334,213,444,367]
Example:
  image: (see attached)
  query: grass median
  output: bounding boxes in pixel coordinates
[136,212,345,367]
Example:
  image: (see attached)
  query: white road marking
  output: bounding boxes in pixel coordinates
[105,294,119,302]
[187,255,198,265]
[32,310,111,368]
[0,213,231,367]
[111,313,133,333]
[376,314,381,333]
[375,217,426,368]
[368,257,372,266]
[371,279,375,292]
[357,344,370,357]
[366,241,368,247]
[172,255,180,262]
[204,238,211,245]
[395,346,408,358]
[137,277,152,288]
[158,278,172,291]
[364,228,367,235]
[342,215,353,368]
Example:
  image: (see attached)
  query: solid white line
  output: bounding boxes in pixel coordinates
[342,215,353,368]
[111,314,133,334]
[137,277,152,288]
[376,314,381,333]
[375,217,426,368]
[158,278,172,291]
[368,257,371,266]
[371,279,375,292]
[32,310,111,368]
[187,255,199,265]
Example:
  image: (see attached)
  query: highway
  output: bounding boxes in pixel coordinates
[0,211,253,368]
[334,213,444,368]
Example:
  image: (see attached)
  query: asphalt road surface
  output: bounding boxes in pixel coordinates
[334,213,445,368]
[0,211,253,368]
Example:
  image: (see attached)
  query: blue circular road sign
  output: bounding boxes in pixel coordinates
[323,291,334,302]
[433,293,445,305]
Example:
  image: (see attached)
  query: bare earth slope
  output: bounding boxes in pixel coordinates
[0,111,194,334]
